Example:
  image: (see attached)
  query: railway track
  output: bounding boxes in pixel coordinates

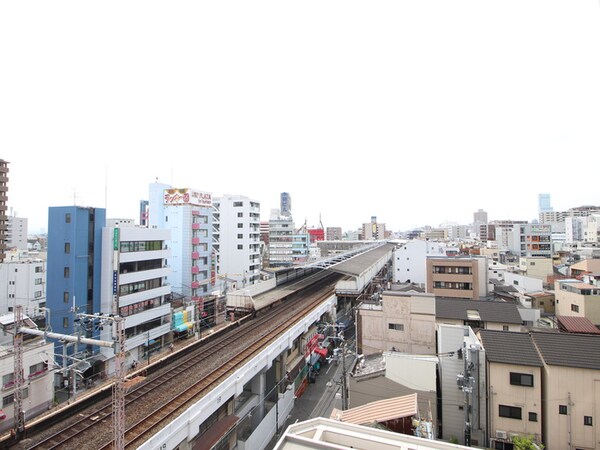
[10,272,342,450]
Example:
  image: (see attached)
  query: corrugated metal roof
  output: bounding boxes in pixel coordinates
[479,330,544,367]
[531,331,600,370]
[329,243,396,277]
[557,316,600,334]
[435,297,523,324]
[331,393,418,425]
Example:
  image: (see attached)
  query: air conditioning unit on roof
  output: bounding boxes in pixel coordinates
[496,430,508,440]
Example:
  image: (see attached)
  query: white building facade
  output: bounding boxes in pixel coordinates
[0,316,53,434]
[393,240,448,286]
[213,195,261,288]
[6,216,28,251]
[148,183,215,300]
[0,259,46,318]
[100,223,172,370]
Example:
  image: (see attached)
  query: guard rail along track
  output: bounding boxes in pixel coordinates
[6,271,343,450]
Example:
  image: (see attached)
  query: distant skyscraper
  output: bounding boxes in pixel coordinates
[473,209,488,225]
[0,159,8,262]
[539,193,553,213]
[280,192,292,217]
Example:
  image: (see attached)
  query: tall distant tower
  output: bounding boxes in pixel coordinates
[280,192,292,217]
[0,159,8,262]
[538,193,553,213]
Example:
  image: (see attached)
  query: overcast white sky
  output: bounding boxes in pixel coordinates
[1,0,599,234]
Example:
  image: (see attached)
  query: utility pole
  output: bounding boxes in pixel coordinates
[113,316,125,450]
[457,338,472,446]
[341,341,349,410]
[13,305,25,439]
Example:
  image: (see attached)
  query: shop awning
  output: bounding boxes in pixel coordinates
[314,347,328,359]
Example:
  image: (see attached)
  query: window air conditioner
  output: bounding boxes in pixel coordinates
[495,430,508,440]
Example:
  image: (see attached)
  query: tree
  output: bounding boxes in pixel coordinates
[512,435,544,450]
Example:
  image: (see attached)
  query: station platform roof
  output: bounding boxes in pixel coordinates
[327,243,396,277]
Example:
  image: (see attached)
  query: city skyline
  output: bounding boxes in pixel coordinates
[2,0,599,234]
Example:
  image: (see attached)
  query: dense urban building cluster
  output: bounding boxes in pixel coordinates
[2,157,600,449]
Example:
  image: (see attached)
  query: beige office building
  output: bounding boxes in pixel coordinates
[427,256,488,299]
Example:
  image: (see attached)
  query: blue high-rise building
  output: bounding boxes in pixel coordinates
[280,192,292,217]
[47,206,106,361]
[538,193,553,213]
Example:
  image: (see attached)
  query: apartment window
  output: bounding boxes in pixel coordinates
[510,372,533,387]
[388,323,404,331]
[63,317,69,329]
[65,213,71,223]
[571,304,579,313]
[64,292,69,303]
[237,223,243,228]
[237,212,243,217]
[35,278,43,285]
[237,234,243,239]
[2,373,14,388]
[29,362,47,377]
[35,266,43,273]
[499,405,522,420]
[584,416,593,426]
[237,245,243,250]
[559,405,568,415]
[233,201,243,207]
[3,388,28,407]
[64,267,70,278]
[34,291,42,298]
[529,412,538,422]
[64,242,70,254]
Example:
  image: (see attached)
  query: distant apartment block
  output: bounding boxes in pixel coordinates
[213,194,261,287]
[326,227,342,241]
[362,216,386,240]
[0,159,8,263]
[518,256,554,282]
[280,192,292,217]
[0,258,46,318]
[554,278,600,325]
[7,215,27,251]
[426,256,488,299]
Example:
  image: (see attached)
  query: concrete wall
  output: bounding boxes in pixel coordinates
[543,365,599,450]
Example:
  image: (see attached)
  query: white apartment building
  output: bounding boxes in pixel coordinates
[99,223,172,372]
[6,216,27,251]
[213,195,261,288]
[0,315,53,434]
[268,209,294,268]
[0,259,45,318]
[393,240,448,286]
[494,223,552,258]
[148,183,214,300]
